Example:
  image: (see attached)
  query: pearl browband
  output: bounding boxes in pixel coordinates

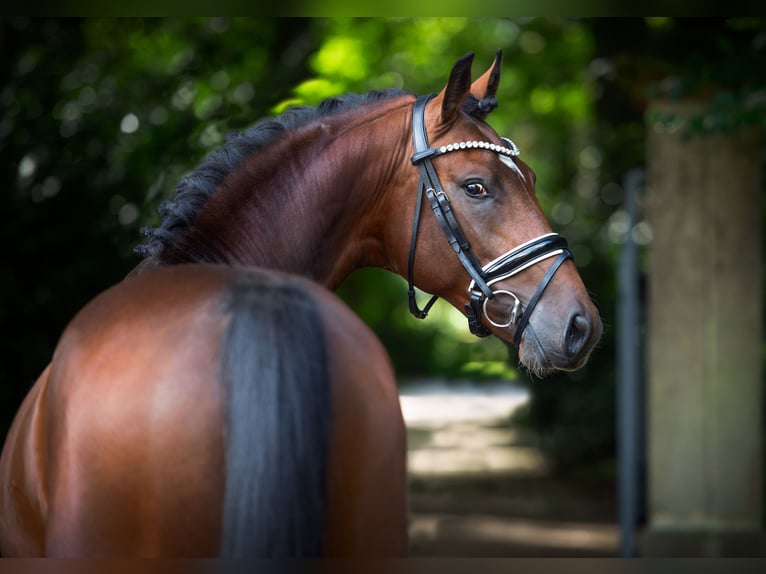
[410,137,520,164]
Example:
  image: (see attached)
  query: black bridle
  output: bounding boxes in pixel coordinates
[407,94,572,347]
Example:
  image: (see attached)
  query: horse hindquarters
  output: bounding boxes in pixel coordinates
[1,265,407,556]
[317,290,410,557]
[0,367,50,556]
[40,271,230,556]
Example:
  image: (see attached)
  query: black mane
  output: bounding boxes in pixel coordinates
[135,88,411,259]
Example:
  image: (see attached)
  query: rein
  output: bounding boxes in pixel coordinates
[407,94,572,347]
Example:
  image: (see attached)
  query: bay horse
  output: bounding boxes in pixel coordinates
[0,51,602,556]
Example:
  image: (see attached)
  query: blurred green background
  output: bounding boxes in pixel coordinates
[2,17,764,474]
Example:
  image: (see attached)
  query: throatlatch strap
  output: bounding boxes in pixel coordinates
[408,94,493,322]
[407,178,439,318]
[407,95,439,319]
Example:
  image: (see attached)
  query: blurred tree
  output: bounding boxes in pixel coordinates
[1,17,316,436]
[513,18,766,472]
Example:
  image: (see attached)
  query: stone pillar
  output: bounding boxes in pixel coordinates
[642,100,765,556]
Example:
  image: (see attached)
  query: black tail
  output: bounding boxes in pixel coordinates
[219,277,330,557]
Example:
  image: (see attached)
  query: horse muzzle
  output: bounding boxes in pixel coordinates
[495,287,602,375]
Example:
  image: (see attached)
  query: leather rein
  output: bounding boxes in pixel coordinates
[406,94,572,347]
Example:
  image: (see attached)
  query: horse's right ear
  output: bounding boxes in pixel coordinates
[437,52,474,126]
[471,50,502,101]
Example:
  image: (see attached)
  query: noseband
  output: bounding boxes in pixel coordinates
[407,94,572,346]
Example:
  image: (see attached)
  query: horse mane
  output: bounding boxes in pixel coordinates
[134,88,496,260]
[134,88,411,260]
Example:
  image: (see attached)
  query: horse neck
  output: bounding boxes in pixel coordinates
[151,97,414,288]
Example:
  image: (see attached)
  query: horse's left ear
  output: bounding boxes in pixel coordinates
[471,49,502,100]
[437,52,475,126]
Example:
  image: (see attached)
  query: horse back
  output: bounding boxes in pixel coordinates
[41,266,230,556]
[312,284,409,556]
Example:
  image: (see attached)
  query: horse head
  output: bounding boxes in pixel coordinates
[400,51,602,375]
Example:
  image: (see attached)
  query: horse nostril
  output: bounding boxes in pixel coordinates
[564,313,591,358]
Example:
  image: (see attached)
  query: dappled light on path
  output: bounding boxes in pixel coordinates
[409,513,619,556]
[400,379,618,557]
[400,380,546,478]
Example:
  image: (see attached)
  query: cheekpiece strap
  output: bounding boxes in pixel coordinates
[410,95,493,299]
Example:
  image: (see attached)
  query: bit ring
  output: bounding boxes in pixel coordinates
[482,289,521,328]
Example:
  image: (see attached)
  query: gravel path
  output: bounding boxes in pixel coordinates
[400,380,619,557]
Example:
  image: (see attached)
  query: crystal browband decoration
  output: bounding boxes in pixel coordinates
[435,137,520,158]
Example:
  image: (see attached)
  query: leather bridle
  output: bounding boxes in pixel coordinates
[407,94,572,347]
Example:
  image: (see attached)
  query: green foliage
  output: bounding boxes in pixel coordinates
[1,17,316,432]
[649,18,766,134]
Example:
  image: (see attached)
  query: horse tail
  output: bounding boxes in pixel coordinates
[219,277,331,557]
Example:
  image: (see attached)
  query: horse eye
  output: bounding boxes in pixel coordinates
[464,182,489,198]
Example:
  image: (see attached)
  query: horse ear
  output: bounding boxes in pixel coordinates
[471,49,502,100]
[437,52,474,126]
